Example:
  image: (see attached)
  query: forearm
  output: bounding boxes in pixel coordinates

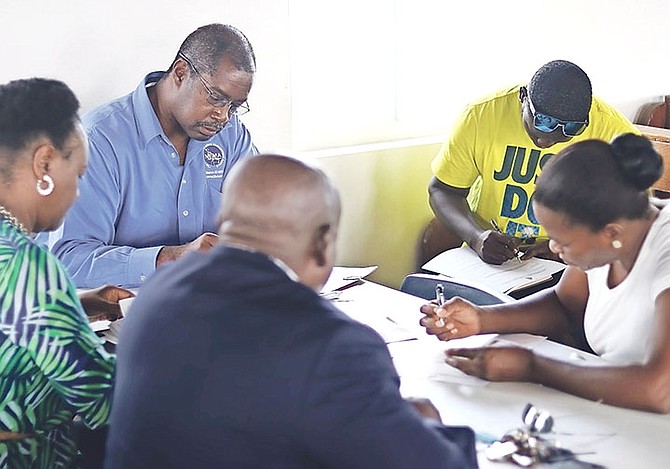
[480,289,572,339]
[531,291,670,413]
[428,177,483,247]
[530,355,670,413]
[156,245,183,267]
[156,232,219,267]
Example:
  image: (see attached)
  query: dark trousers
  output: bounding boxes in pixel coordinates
[71,418,109,469]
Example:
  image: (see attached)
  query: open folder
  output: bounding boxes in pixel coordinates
[422,246,565,295]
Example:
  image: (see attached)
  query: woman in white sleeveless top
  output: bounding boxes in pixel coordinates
[420,133,670,413]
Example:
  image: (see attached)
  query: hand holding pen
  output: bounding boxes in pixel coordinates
[419,293,483,341]
[488,219,523,264]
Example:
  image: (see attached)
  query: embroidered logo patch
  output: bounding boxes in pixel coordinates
[203,144,226,169]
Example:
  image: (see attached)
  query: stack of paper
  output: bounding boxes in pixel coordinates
[422,246,565,294]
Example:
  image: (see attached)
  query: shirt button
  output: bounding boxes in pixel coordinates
[182,210,189,216]
[171,152,176,158]
[181,179,187,184]
[140,275,146,282]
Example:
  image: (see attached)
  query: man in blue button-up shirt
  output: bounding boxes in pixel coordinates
[41,24,258,288]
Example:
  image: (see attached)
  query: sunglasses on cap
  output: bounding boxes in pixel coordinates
[527,95,589,137]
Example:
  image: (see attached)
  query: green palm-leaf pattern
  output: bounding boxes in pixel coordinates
[0,220,115,468]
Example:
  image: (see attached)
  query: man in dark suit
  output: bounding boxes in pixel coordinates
[105,154,477,468]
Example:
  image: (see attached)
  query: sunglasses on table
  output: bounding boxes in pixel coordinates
[527,95,589,137]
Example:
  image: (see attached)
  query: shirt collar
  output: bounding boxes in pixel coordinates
[222,243,301,283]
[131,71,169,149]
[269,256,301,283]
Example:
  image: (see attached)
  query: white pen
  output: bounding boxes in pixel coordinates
[435,284,446,327]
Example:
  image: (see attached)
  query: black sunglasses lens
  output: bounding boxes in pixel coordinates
[563,122,588,136]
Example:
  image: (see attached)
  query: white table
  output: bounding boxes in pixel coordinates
[333,280,670,468]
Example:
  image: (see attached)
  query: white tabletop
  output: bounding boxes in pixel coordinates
[332,280,670,468]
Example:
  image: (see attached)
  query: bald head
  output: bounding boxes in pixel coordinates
[217,154,341,290]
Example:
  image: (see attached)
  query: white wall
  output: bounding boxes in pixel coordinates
[288,0,670,150]
[0,0,292,151]
[2,1,668,152]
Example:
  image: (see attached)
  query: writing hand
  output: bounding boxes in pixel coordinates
[444,346,534,381]
[419,297,482,341]
[472,230,522,264]
[156,232,220,267]
[79,285,135,322]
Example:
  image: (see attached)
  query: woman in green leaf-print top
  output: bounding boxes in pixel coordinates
[0,78,132,468]
[0,222,116,468]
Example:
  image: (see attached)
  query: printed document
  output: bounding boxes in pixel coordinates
[423,246,565,294]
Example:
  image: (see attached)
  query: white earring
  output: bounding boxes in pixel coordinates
[36,174,54,196]
[612,239,622,249]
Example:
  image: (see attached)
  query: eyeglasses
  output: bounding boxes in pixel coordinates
[178,52,250,116]
[527,95,588,137]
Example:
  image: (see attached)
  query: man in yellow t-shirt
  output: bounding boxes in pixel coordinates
[429,60,638,264]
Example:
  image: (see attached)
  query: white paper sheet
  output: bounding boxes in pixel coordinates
[388,335,497,386]
[119,297,135,316]
[422,246,565,294]
[100,297,135,344]
[320,266,378,294]
[334,301,417,344]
